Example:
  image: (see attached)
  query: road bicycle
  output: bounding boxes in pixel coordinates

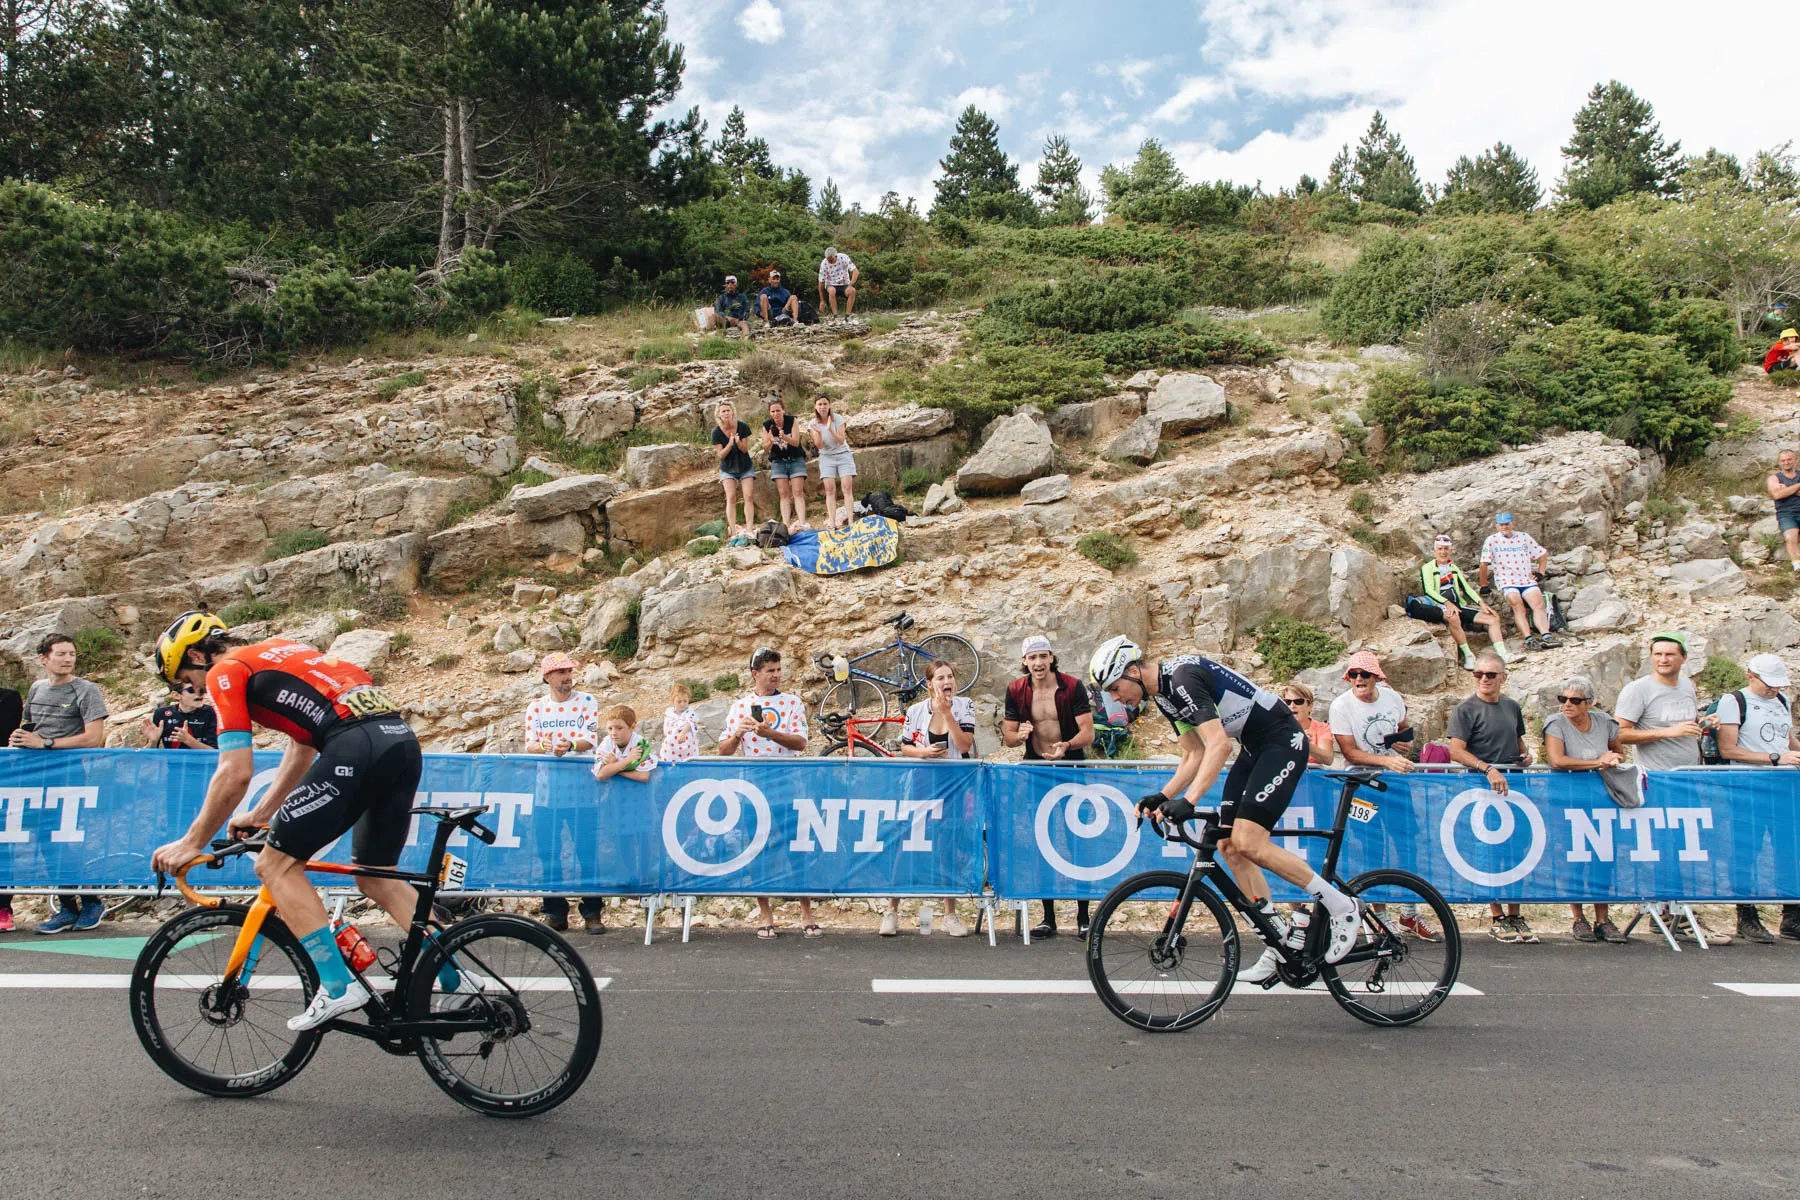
[129,804,602,1117]
[815,614,979,742]
[1085,769,1461,1031]
[817,710,902,758]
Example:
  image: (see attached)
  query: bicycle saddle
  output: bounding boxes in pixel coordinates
[883,613,915,631]
[411,804,492,822]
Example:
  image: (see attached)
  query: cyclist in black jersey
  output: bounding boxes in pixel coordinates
[1089,636,1362,969]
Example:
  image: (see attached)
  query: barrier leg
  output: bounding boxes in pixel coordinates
[1642,905,1681,952]
[1020,901,1032,946]
[979,896,999,948]
[681,896,694,944]
[1680,903,1709,949]
[643,895,658,946]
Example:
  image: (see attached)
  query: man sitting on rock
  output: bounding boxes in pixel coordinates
[756,270,800,328]
[1414,534,1511,669]
[703,274,753,337]
[1764,327,1800,373]
[816,248,858,320]
[1478,513,1560,652]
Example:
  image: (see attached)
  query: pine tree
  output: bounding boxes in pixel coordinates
[1440,142,1542,213]
[1556,80,1682,207]
[1350,111,1423,212]
[1034,133,1091,225]
[932,104,1036,224]
[1324,144,1355,195]
[716,105,776,187]
[816,177,843,223]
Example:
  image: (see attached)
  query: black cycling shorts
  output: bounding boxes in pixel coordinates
[1219,734,1308,834]
[265,718,421,866]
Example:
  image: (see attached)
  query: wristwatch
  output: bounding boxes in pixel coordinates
[42,736,55,750]
[1771,753,1782,767]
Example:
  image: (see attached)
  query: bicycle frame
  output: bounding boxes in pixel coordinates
[168,807,499,1048]
[845,638,934,694]
[819,713,902,758]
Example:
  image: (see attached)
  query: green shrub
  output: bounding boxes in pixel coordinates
[985,267,1185,334]
[1653,297,1743,374]
[374,370,426,401]
[510,250,602,316]
[1254,615,1347,681]
[898,466,945,493]
[695,519,728,539]
[221,597,284,626]
[688,536,721,557]
[429,652,462,670]
[1695,656,1746,697]
[679,678,712,703]
[1347,489,1375,520]
[712,672,740,692]
[604,600,641,662]
[73,628,124,668]
[886,343,1106,433]
[629,366,681,391]
[266,528,330,560]
[1077,531,1138,571]
[634,337,692,364]
[696,336,747,360]
[737,351,815,398]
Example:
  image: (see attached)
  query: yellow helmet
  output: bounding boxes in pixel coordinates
[155,610,228,684]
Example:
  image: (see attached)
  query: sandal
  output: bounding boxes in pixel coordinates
[756,925,777,940]
[803,923,824,939]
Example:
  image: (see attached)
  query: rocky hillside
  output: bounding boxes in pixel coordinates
[3,313,1797,758]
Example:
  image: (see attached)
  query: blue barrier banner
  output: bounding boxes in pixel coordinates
[4,750,1799,902]
[0,750,986,897]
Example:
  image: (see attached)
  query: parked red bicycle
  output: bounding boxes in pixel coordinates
[817,710,903,757]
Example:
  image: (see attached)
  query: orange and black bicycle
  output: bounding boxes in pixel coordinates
[128,804,601,1117]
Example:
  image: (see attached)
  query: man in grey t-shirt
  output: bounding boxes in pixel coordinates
[1616,634,1702,772]
[1445,652,1536,943]
[8,634,109,934]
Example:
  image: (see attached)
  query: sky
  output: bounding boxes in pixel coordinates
[661,0,1783,211]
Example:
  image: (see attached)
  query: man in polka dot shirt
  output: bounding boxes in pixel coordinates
[522,652,605,933]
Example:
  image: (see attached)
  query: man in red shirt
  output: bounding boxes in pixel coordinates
[1002,635,1096,937]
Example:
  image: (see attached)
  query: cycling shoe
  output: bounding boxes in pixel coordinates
[288,980,371,1031]
[1324,902,1363,965]
[1239,947,1280,985]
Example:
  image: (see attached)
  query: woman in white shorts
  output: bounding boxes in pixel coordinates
[806,395,858,529]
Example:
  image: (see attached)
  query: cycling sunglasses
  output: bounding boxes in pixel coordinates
[1283,696,1311,706]
[1556,694,1590,705]
[1345,670,1378,681]
[749,647,781,671]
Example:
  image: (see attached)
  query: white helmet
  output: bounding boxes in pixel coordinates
[1089,636,1143,691]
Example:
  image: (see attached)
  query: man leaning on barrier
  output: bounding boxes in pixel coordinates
[1711,654,1800,944]
[1446,652,1539,944]
[11,633,109,934]
[1543,675,1629,945]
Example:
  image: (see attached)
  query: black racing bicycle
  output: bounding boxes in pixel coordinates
[1086,769,1461,1031]
[130,804,602,1117]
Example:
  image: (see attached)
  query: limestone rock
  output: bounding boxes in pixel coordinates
[1667,521,1726,562]
[922,480,954,517]
[955,411,1054,495]
[843,405,953,445]
[580,595,634,652]
[1278,358,1360,388]
[1146,373,1229,436]
[1568,601,1635,632]
[493,622,524,652]
[326,628,393,671]
[501,649,536,673]
[508,473,623,522]
[626,443,713,490]
[1122,370,1159,391]
[1103,415,1163,464]
[1046,403,1094,440]
[1021,474,1071,505]
[240,534,427,607]
[1663,558,1745,599]
[279,613,343,651]
[1727,495,1764,516]
[425,514,586,590]
[1380,640,1452,693]
[512,582,551,607]
[556,390,635,444]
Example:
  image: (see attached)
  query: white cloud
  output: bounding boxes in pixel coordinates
[952,85,1013,117]
[1152,75,1230,123]
[1097,57,1161,99]
[737,0,785,45]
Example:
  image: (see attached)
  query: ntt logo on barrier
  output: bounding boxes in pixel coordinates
[1034,783,1142,882]
[662,778,773,877]
[1438,787,1548,888]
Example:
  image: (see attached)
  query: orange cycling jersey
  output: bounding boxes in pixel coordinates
[206,639,399,751]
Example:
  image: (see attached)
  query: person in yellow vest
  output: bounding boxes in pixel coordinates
[1415,535,1510,669]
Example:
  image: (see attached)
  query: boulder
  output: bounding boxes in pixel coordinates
[843,405,953,445]
[508,473,623,522]
[625,443,713,490]
[279,613,344,651]
[922,480,955,517]
[1278,358,1359,388]
[556,390,635,444]
[1093,392,1146,437]
[1568,601,1635,632]
[579,595,634,652]
[1146,373,1229,435]
[1380,640,1453,694]
[501,649,536,673]
[1046,402,1094,440]
[326,628,393,671]
[955,412,1054,495]
[1021,475,1071,505]
[1122,370,1159,391]
[1103,415,1163,464]
[849,434,959,489]
[1727,495,1764,516]
[638,564,795,643]
[511,582,552,606]
[1330,547,1396,635]
[424,514,586,590]
[1697,597,1800,659]
[1662,558,1745,599]
[493,622,524,652]
[237,533,427,606]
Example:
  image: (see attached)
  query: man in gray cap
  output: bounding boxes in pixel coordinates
[1003,634,1096,937]
[1711,653,1800,942]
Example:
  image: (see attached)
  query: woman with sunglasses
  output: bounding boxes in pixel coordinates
[1543,676,1629,944]
[1280,682,1336,767]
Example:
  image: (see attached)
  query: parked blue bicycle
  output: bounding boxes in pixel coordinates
[815,613,979,743]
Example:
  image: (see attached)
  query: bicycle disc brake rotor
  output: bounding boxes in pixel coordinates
[197,981,248,1027]
[1148,931,1188,971]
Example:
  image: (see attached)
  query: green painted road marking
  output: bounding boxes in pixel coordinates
[0,935,218,961]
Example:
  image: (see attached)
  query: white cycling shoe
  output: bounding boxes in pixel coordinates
[288,979,371,1031]
[1239,947,1280,985]
[445,967,494,996]
[1324,902,1363,964]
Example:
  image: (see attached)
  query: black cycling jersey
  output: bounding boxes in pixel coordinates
[1154,655,1298,750]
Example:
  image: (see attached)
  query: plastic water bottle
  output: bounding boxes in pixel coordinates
[919,904,933,935]
[1285,910,1310,952]
[334,923,376,972]
[832,655,849,682]
[1257,900,1290,945]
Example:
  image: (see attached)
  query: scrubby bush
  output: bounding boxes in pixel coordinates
[267,528,330,560]
[221,597,284,626]
[1077,531,1138,571]
[1696,656,1746,696]
[510,250,603,316]
[886,343,1106,432]
[1653,296,1743,374]
[633,337,692,363]
[737,351,815,398]
[1254,616,1347,680]
[985,267,1184,334]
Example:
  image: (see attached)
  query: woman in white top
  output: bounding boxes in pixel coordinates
[880,661,975,938]
[805,394,857,530]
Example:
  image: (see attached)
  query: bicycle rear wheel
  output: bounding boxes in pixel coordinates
[409,914,602,1117]
[1319,869,1462,1027]
[1086,871,1237,1032]
[818,679,894,747]
[911,634,980,695]
[129,904,323,1098]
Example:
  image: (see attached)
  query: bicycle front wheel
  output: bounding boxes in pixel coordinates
[911,634,980,695]
[409,914,602,1117]
[129,904,323,1098]
[1319,869,1462,1027]
[818,679,895,748]
[1086,871,1237,1032]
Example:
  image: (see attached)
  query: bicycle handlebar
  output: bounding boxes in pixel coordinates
[1139,811,1217,851]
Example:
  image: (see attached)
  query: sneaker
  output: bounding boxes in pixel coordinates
[0,909,12,932]
[1508,914,1540,944]
[941,913,969,938]
[72,899,104,931]
[1539,633,1563,649]
[879,910,899,937]
[287,979,371,1032]
[1524,635,1542,652]
[1399,913,1443,942]
[1324,902,1362,964]
[1677,913,1732,945]
[1495,645,1515,664]
[585,919,607,936]
[1593,918,1627,943]
[1738,914,1776,944]
[1572,917,1596,942]
[35,907,78,935]
[1460,645,1477,670]
[1489,915,1521,943]
[541,911,569,932]
[1239,946,1280,985]
[1782,920,1800,942]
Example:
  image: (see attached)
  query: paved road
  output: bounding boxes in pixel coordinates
[2,919,1798,1200]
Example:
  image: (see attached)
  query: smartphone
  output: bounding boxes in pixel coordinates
[749,704,766,723]
[1382,728,1415,747]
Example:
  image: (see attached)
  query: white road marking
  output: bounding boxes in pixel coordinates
[0,973,610,991]
[871,978,1483,997]
[1715,982,1800,997]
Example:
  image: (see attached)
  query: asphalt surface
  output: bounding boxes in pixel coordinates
[2,913,1798,1200]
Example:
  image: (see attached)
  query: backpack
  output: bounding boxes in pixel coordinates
[860,491,910,523]
[1546,590,1568,633]
[798,299,818,325]
[1701,689,1788,764]
[753,520,790,548]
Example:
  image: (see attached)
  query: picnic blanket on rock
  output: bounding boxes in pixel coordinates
[781,515,899,575]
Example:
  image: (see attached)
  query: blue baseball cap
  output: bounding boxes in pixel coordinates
[1495,512,1513,524]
